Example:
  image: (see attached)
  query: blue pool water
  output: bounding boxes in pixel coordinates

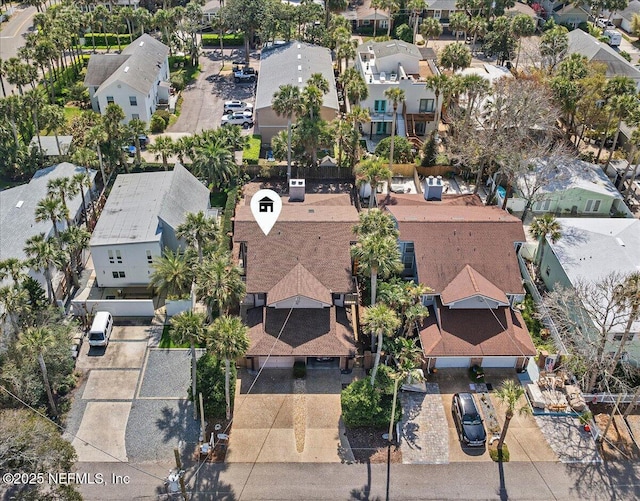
[497,186,506,198]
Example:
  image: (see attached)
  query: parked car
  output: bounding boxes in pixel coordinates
[234,67,257,83]
[223,100,253,114]
[452,392,487,447]
[221,111,254,128]
[596,17,615,29]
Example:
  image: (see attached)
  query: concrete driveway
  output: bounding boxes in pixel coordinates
[226,368,350,463]
[434,369,557,463]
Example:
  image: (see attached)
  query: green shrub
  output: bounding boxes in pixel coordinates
[293,361,306,379]
[149,114,166,133]
[421,131,438,167]
[171,73,186,91]
[82,33,131,47]
[189,353,235,419]
[221,185,238,249]
[490,443,510,462]
[395,23,413,43]
[155,109,171,126]
[341,378,400,428]
[244,134,261,165]
[201,33,244,47]
[375,136,414,163]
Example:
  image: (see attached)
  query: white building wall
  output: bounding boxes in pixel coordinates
[91,241,162,287]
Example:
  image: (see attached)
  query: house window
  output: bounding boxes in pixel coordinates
[433,10,441,19]
[533,199,551,212]
[416,122,426,135]
[116,250,122,263]
[374,100,387,113]
[613,333,635,342]
[363,19,370,26]
[419,99,435,113]
[146,250,153,264]
[132,113,139,120]
[106,96,114,104]
[405,242,415,253]
[108,250,114,263]
[585,199,601,213]
[129,96,137,106]
[112,271,126,278]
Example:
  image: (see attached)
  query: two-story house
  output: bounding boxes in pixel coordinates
[84,34,170,124]
[89,164,211,288]
[382,191,536,370]
[355,40,440,140]
[425,0,464,33]
[233,184,358,370]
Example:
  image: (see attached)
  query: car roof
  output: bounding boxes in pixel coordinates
[456,393,479,414]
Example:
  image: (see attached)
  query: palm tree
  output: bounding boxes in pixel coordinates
[47,176,78,228]
[510,14,535,71]
[381,0,400,37]
[339,67,368,112]
[494,379,530,456]
[60,226,91,289]
[353,208,398,238]
[438,42,472,72]
[529,214,561,266]
[72,172,94,229]
[371,0,384,37]
[0,258,26,284]
[355,157,392,208]
[425,74,449,129]
[149,249,194,299]
[127,118,147,165]
[24,233,64,304]
[192,142,237,189]
[196,252,246,320]
[207,315,250,420]
[449,11,469,42]
[176,211,219,264]
[85,125,108,187]
[351,233,402,306]
[35,195,68,240]
[605,94,639,165]
[362,303,401,386]
[346,106,371,169]
[420,17,443,47]
[384,87,405,172]
[596,76,636,162]
[170,310,207,419]
[609,272,640,371]
[407,0,426,43]
[19,327,59,416]
[0,286,28,338]
[387,337,423,441]
[148,135,175,170]
[272,84,304,183]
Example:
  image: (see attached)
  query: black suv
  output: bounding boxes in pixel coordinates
[452,393,487,447]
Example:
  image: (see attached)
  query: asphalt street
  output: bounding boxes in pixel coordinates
[75,459,640,500]
[0,3,37,96]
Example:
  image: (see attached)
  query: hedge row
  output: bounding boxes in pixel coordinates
[221,186,238,249]
[82,33,132,47]
[201,33,244,47]
[243,135,261,165]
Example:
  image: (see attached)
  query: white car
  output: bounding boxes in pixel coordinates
[221,111,254,127]
[596,18,614,29]
[223,100,254,114]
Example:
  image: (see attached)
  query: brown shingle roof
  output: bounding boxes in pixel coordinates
[441,265,509,305]
[378,193,483,208]
[246,307,356,357]
[267,263,332,306]
[419,304,536,358]
[387,205,525,294]
[234,203,358,294]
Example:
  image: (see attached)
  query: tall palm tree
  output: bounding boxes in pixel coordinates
[355,157,392,208]
[510,14,535,71]
[60,226,91,289]
[170,310,207,419]
[149,249,194,299]
[346,106,370,169]
[127,118,148,165]
[351,233,402,306]
[207,315,250,420]
[420,17,443,47]
[362,303,401,386]
[353,208,398,238]
[494,379,530,456]
[35,195,68,240]
[407,0,425,43]
[0,258,26,284]
[148,135,175,170]
[425,74,449,131]
[176,211,219,264]
[24,233,64,304]
[272,84,304,183]
[387,337,423,441]
[596,76,636,162]
[0,286,28,338]
[529,214,561,266]
[381,0,399,37]
[384,87,405,172]
[85,124,108,187]
[605,94,639,165]
[609,272,640,371]
[371,0,384,37]
[196,252,246,320]
[19,326,59,416]
[339,67,368,112]
[192,142,237,189]
[47,176,78,228]
[72,172,94,229]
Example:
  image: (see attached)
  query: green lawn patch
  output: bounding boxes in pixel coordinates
[63,105,82,124]
[244,134,261,165]
[159,325,206,349]
[210,190,228,208]
[489,442,510,462]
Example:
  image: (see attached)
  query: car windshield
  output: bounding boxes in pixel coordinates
[463,414,481,425]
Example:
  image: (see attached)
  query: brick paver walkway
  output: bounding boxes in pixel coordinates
[534,415,601,463]
[399,383,449,464]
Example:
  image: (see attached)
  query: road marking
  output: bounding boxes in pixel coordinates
[3,8,35,39]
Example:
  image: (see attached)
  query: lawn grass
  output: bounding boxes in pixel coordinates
[64,105,82,124]
[210,190,228,208]
[159,325,208,349]
[244,134,261,164]
[489,442,510,462]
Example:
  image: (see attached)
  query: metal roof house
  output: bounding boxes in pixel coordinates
[255,41,339,144]
[89,164,210,288]
[84,34,170,123]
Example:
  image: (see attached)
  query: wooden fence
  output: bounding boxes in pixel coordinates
[242,163,354,180]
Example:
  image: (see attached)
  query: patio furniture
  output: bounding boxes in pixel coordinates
[526,383,546,409]
[565,384,587,412]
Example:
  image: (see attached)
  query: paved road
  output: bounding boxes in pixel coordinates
[0,3,37,95]
[76,459,640,500]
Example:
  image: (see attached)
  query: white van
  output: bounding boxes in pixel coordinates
[604,30,621,47]
[88,311,114,347]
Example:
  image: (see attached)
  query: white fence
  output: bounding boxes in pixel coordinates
[583,393,639,405]
[71,299,155,317]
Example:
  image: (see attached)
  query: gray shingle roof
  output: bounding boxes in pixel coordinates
[90,164,209,247]
[618,0,640,22]
[0,163,97,262]
[84,55,130,87]
[567,29,640,81]
[88,34,169,97]
[368,40,422,60]
[255,41,339,111]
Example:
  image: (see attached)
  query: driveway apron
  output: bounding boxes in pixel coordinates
[399,383,449,464]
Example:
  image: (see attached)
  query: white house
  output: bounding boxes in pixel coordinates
[355,40,440,140]
[84,34,170,123]
[0,163,96,295]
[90,164,210,288]
[609,0,640,33]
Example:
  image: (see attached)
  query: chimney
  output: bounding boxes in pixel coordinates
[289,178,305,202]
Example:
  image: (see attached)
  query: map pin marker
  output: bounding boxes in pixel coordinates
[250,189,282,236]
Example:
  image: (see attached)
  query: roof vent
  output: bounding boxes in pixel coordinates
[16,200,24,208]
[616,237,625,247]
[298,76,303,83]
[297,54,301,59]
[298,65,302,71]
[124,66,130,73]
[297,43,301,49]
[289,178,305,202]
[139,41,144,46]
